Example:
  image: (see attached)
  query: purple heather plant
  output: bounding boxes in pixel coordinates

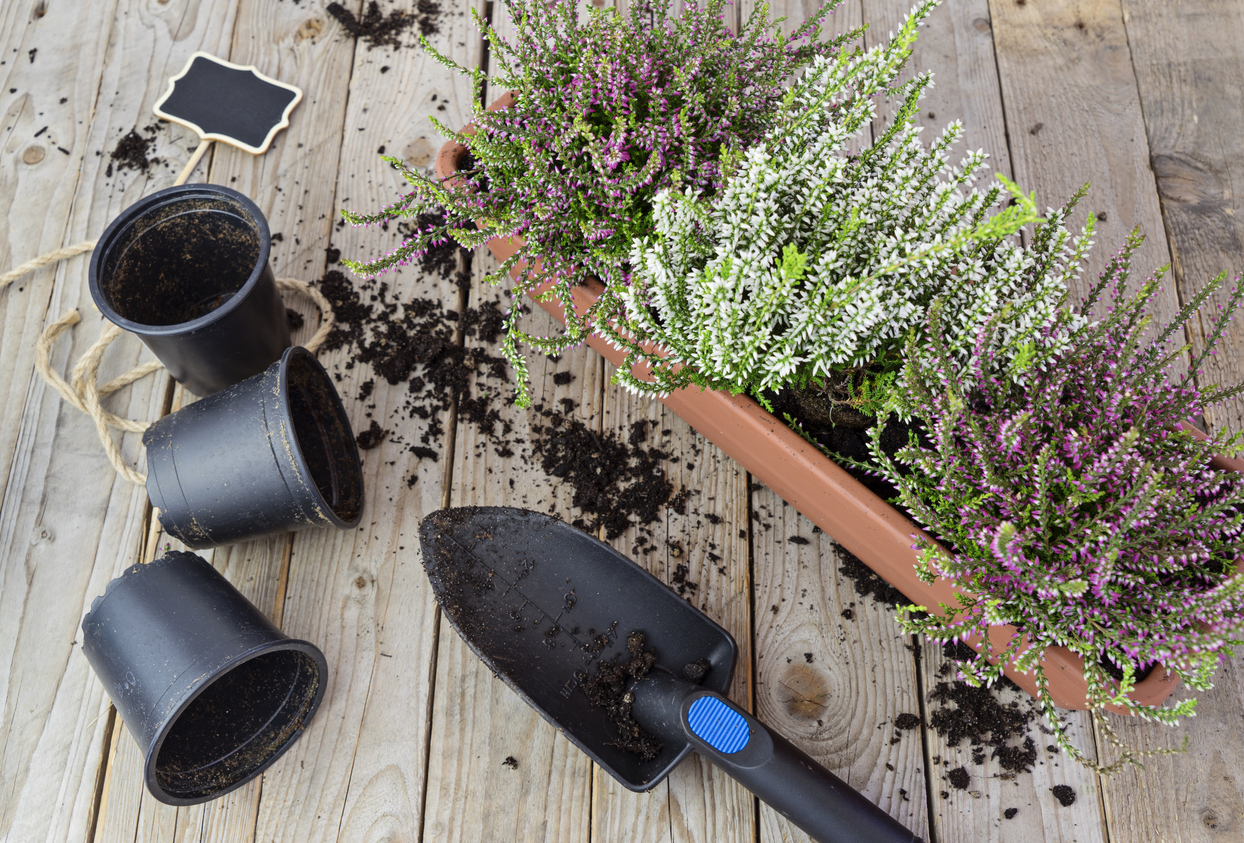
[873,226,1244,773]
[341,0,857,406]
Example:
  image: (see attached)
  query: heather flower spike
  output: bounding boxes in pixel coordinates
[618,1,1063,409]
[343,0,855,407]
[873,228,1244,773]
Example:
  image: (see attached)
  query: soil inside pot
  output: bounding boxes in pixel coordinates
[103,201,261,327]
[767,385,926,504]
[155,649,320,799]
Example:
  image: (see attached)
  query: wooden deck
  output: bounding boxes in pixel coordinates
[2,0,1242,841]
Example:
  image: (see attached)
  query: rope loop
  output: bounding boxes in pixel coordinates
[20,241,335,484]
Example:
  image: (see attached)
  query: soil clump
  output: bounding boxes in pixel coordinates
[107,125,161,177]
[326,1,427,49]
[580,631,663,761]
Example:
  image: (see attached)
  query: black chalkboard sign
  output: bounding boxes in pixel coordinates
[154,52,302,155]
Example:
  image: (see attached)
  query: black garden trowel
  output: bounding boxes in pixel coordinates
[418,506,921,843]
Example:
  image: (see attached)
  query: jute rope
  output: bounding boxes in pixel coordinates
[0,240,98,289]
[5,241,334,485]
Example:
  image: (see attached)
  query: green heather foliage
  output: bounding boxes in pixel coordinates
[874,230,1244,772]
[343,0,853,406]
[617,2,1066,407]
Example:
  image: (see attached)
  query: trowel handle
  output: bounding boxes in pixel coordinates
[633,678,921,843]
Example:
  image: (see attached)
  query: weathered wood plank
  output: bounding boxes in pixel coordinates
[1094,2,1244,839]
[752,498,929,841]
[423,262,601,843]
[919,643,1108,843]
[590,366,756,843]
[861,0,1010,179]
[856,3,1108,841]
[731,3,927,840]
[245,2,482,840]
[0,1,241,840]
[0,0,118,506]
[985,0,1175,321]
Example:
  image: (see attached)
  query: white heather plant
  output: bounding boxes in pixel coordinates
[613,2,1084,412]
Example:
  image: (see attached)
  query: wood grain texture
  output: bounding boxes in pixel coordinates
[1121,0,1244,434]
[0,0,119,507]
[244,2,480,841]
[590,361,755,843]
[861,0,1011,179]
[1096,3,1244,840]
[92,0,364,837]
[855,4,1109,841]
[734,4,927,842]
[752,493,929,842]
[986,0,1175,323]
[0,1,240,840]
[424,259,602,843]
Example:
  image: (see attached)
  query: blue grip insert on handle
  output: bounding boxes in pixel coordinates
[686,695,750,754]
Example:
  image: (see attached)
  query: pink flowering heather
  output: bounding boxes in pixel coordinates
[342,0,856,405]
[875,226,1244,772]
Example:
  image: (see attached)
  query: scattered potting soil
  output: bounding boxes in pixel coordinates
[326,1,423,49]
[107,125,161,177]
[1004,807,1019,819]
[946,766,970,790]
[837,547,911,611]
[580,631,663,761]
[502,755,518,769]
[894,712,921,731]
[530,406,675,540]
[1051,784,1077,807]
[928,642,1040,775]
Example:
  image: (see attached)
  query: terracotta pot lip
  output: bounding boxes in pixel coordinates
[438,98,1216,715]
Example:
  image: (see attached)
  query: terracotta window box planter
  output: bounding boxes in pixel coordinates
[435,94,1244,715]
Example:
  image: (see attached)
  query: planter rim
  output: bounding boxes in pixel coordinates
[88,182,273,337]
[431,100,1236,713]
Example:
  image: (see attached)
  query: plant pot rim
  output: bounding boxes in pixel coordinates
[435,96,1213,714]
[88,182,273,337]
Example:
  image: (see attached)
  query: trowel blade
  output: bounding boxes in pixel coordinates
[418,506,736,790]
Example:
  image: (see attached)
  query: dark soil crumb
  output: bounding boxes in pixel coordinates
[804,652,814,664]
[552,371,573,385]
[837,548,910,610]
[947,766,970,790]
[683,658,710,683]
[928,642,1039,775]
[840,607,853,620]
[355,420,389,450]
[788,535,810,545]
[581,631,663,760]
[1004,807,1018,820]
[107,125,160,177]
[286,308,305,330]
[327,1,420,49]
[1051,785,1076,807]
[894,713,920,730]
[671,563,698,597]
[502,755,518,769]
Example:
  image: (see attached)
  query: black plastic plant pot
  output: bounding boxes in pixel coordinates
[143,346,364,549]
[88,183,291,396]
[81,551,328,805]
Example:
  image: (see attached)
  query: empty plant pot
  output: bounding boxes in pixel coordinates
[89,183,291,396]
[81,551,327,805]
[143,346,364,549]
